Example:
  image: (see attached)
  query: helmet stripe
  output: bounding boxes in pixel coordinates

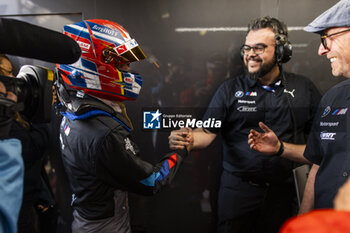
[64,24,91,41]
[67,24,126,46]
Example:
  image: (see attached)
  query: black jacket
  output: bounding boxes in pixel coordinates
[9,117,49,202]
[60,97,187,220]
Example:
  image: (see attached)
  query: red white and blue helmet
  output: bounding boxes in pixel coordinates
[57,19,146,101]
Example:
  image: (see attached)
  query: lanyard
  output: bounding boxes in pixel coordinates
[259,80,281,93]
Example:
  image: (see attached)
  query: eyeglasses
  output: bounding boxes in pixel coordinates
[240,44,268,55]
[320,28,350,49]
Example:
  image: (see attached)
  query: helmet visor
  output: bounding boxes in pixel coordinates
[120,46,146,62]
[114,39,147,63]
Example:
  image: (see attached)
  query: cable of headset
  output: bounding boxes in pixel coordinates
[280,66,298,145]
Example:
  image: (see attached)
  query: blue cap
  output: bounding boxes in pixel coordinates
[304,0,350,33]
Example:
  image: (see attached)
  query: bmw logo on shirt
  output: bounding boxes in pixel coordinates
[235,91,244,98]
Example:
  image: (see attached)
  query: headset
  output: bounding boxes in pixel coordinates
[274,30,292,63]
[239,17,297,145]
[240,17,292,64]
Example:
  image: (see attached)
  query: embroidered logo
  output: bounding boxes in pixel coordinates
[284,89,295,98]
[71,193,77,205]
[125,137,136,155]
[332,108,348,116]
[320,131,336,140]
[245,91,257,96]
[238,100,256,104]
[237,106,257,112]
[321,106,331,118]
[64,123,70,136]
[320,122,339,127]
[235,91,244,98]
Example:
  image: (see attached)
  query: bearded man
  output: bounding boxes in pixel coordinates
[168,16,321,233]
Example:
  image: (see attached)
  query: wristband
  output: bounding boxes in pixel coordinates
[274,139,284,156]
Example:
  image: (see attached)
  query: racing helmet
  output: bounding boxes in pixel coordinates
[57,19,146,101]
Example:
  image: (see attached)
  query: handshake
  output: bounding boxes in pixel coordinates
[168,127,194,152]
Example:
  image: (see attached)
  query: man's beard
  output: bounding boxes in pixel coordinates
[245,57,276,80]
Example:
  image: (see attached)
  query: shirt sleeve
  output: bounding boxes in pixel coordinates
[304,79,322,135]
[0,139,24,233]
[96,131,188,196]
[202,81,230,134]
[304,102,323,165]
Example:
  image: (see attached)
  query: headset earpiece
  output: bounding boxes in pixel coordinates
[241,17,293,63]
[275,34,292,64]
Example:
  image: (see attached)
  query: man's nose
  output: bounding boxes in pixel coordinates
[318,43,329,56]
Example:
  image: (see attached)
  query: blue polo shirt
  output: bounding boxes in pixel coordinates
[304,79,350,209]
[203,72,321,184]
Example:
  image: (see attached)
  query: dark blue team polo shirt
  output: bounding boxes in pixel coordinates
[304,79,350,209]
[203,72,321,184]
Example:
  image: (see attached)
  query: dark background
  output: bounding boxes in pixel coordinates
[0,0,343,232]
